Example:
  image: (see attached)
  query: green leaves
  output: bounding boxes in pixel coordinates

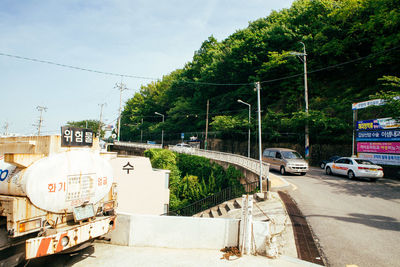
[120,0,400,145]
[145,149,242,211]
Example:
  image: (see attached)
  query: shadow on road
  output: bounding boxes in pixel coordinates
[282,168,400,201]
[307,213,400,232]
[26,245,96,267]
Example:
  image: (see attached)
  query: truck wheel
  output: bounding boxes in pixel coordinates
[280,166,286,175]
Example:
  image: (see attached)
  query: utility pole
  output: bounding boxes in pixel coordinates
[255,82,265,193]
[141,118,143,143]
[98,103,106,138]
[115,82,128,142]
[301,42,310,160]
[205,99,209,150]
[290,42,310,159]
[36,106,47,136]
[154,112,164,147]
[3,122,9,136]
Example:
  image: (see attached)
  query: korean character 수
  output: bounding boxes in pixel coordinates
[64,129,73,142]
[75,131,83,142]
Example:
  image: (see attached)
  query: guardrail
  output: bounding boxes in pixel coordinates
[113,141,162,150]
[112,141,269,180]
[170,146,269,180]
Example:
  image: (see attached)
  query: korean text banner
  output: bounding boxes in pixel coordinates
[356,118,400,131]
[357,142,400,154]
[356,130,400,141]
[358,153,400,166]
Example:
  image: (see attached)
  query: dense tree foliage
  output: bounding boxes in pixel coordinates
[144,149,242,211]
[121,0,400,147]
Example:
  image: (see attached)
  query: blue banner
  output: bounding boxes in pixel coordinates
[356,118,400,131]
[356,129,400,141]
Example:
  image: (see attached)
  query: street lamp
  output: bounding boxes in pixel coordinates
[290,42,309,160]
[154,112,164,148]
[237,99,251,158]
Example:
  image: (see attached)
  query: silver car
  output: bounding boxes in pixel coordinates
[262,148,308,175]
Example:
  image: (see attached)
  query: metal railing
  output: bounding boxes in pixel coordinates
[163,181,259,216]
[113,141,162,150]
[170,146,269,180]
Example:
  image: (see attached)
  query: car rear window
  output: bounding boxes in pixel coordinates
[355,159,374,165]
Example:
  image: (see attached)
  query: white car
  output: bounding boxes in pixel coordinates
[325,157,383,182]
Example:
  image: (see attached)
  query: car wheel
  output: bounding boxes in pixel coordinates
[300,172,306,176]
[370,178,377,182]
[280,166,286,175]
[326,167,332,175]
[320,163,325,169]
[348,170,355,180]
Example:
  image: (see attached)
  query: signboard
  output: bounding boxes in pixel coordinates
[352,97,400,110]
[358,153,400,166]
[356,129,400,142]
[357,142,400,154]
[352,99,385,110]
[356,118,400,131]
[181,133,184,139]
[61,127,93,147]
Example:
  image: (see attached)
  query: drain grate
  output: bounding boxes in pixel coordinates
[278,191,325,266]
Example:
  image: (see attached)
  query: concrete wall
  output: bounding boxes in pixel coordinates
[108,155,170,215]
[108,213,271,255]
[109,213,240,250]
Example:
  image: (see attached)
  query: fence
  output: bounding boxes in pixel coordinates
[114,141,162,150]
[170,146,270,180]
[163,181,259,216]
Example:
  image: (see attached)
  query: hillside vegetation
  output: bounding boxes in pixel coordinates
[120,0,400,147]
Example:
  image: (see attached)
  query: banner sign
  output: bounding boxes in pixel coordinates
[357,118,400,131]
[356,130,400,141]
[61,127,93,147]
[352,99,385,110]
[357,142,400,154]
[352,97,400,110]
[358,153,400,166]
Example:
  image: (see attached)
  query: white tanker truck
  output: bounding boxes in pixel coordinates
[0,133,117,266]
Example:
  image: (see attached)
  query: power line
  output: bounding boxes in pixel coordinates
[0,52,157,80]
[1,44,399,86]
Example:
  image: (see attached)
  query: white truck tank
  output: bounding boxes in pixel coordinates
[0,150,113,213]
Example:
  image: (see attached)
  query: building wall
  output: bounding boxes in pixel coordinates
[108,155,170,215]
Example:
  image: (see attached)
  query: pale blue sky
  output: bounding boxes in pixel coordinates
[0,0,294,135]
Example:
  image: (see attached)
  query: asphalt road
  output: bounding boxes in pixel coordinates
[277,167,400,267]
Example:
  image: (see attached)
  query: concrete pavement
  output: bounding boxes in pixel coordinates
[66,243,321,267]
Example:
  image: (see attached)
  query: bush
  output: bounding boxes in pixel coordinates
[144,149,244,211]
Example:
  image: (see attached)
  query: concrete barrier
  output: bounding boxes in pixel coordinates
[108,213,239,249]
[107,212,271,254]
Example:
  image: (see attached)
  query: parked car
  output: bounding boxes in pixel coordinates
[175,143,191,148]
[319,155,341,169]
[262,148,308,175]
[325,157,383,181]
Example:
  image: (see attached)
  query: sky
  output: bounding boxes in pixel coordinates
[0,0,294,136]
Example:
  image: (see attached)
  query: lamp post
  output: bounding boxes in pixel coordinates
[290,42,309,159]
[154,112,164,148]
[237,99,251,158]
